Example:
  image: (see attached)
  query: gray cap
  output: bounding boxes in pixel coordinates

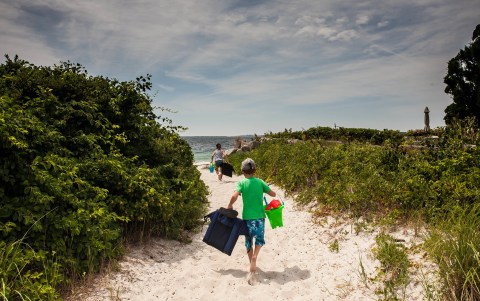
[241,158,256,172]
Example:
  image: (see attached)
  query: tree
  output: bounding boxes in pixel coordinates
[443,24,480,127]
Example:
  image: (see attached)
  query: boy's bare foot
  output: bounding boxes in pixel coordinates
[247,272,256,286]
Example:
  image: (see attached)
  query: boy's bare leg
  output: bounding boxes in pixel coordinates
[246,246,261,285]
[249,245,262,273]
[247,248,254,264]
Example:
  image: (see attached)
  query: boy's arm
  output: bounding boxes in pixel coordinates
[263,181,276,197]
[227,191,240,209]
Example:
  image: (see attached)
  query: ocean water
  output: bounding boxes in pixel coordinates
[182,136,238,164]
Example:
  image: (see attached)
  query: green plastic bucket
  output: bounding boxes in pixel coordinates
[264,204,284,229]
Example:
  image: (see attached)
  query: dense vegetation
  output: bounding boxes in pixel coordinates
[234,120,480,218]
[229,118,480,300]
[0,56,209,300]
[265,126,405,145]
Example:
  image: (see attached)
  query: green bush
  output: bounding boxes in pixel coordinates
[0,55,208,300]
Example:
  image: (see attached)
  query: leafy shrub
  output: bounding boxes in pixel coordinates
[0,55,208,299]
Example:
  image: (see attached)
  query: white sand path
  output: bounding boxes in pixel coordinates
[72,166,430,301]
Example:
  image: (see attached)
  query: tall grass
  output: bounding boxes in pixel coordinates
[1,210,62,301]
[424,204,480,301]
[373,233,410,300]
[0,239,61,301]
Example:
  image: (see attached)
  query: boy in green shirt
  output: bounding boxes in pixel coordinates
[227,158,276,285]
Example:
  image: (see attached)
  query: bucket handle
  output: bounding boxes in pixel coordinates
[263,194,284,206]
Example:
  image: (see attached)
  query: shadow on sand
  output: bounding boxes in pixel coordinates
[215,265,311,285]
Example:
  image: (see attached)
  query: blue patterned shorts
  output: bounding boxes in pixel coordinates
[244,219,265,251]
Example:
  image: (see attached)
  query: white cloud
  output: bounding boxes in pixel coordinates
[377,20,389,28]
[317,27,337,39]
[356,15,369,25]
[165,71,206,82]
[329,29,358,41]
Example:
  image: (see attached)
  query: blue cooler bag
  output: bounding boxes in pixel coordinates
[203,208,247,256]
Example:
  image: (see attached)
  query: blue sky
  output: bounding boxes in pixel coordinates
[1,0,479,136]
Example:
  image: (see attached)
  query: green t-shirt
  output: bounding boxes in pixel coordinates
[236,177,271,220]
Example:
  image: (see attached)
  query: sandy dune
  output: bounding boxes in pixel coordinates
[72,166,431,301]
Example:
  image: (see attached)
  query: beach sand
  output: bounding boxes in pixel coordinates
[71,166,433,301]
